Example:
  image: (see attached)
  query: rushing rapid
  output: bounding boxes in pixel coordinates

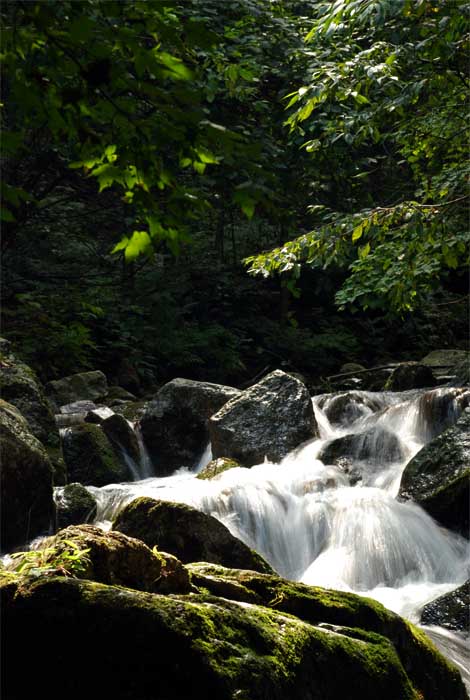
[80,387,469,683]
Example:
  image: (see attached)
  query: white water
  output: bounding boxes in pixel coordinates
[83,387,469,682]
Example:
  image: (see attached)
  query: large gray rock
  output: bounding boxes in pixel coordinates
[46,370,108,407]
[61,423,132,487]
[421,580,470,633]
[140,378,240,475]
[209,370,318,466]
[399,411,470,536]
[113,496,273,574]
[0,400,55,550]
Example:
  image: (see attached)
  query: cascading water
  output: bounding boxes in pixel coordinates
[83,386,469,686]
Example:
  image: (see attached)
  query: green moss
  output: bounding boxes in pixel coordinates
[3,574,466,700]
[197,457,242,480]
[63,423,130,486]
[187,564,468,700]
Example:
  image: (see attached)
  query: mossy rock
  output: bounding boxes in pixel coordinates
[0,347,60,450]
[54,483,98,529]
[45,524,192,594]
[113,496,274,574]
[46,370,108,407]
[1,575,466,700]
[0,400,55,551]
[197,457,243,480]
[62,423,132,486]
[187,563,467,700]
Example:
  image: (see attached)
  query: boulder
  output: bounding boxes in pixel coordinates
[0,344,62,480]
[45,524,191,594]
[421,350,470,369]
[421,350,470,386]
[421,580,470,634]
[399,411,470,536]
[54,483,98,529]
[385,362,436,391]
[61,423,132,486]
[101,413,140,466]
[209,370,318,466]
[319,426,405,468]
[1,572,466,700]
[197,457,243,480]
[140,378,240,475]
[46,370,108,407]
[0,400,55,551]
[113,496,273,574]
[318,391,387,426]
[106,385,137,402]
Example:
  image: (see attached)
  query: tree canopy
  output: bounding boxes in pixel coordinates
[246,0,469,312]
[1,0,468,385]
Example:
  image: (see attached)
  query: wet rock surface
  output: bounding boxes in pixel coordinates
[113,496,274,574]
[140,378,240,475]
[421,580,470,634]
[209,370,318,466]
[399,411,470,536]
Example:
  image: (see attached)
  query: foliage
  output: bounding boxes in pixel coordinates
[246,0,470,312]
[1,540,91,581]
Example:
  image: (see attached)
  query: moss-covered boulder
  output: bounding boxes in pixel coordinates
[1,574,466,700]
[197,457,243,480]
[0,343,63,480]
[54,483,98,529]
[399,411,470,535]
[45,524,192,594]
[62,423,132,486]
[421,580,470,634]
[209,370,318,467]
[187,563,468,700]
[0,400,54,550]
[113,496,273,574]
[46,370,108,407]
[140,378,240,475]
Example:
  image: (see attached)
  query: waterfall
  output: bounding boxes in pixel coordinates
[83,386,469,684]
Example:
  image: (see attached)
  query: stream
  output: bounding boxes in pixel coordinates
[65,387,470,687]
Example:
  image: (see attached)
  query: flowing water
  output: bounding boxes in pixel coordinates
[77,387,469,685]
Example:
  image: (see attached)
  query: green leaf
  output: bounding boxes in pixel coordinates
[111,236,129,254]
[1,207,15,222]
[124,230,152,261]
[156,52,193,80]
[358,242,371,259]
[352,223,364,242]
